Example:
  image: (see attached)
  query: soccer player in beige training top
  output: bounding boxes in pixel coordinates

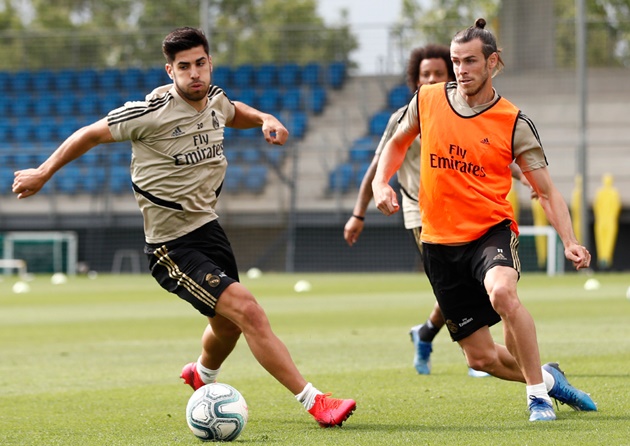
[12,26,355,428]
[372,19,597,421]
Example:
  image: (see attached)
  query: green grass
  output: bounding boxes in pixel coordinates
[1,272,629,445]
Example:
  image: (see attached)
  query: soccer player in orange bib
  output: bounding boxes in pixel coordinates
[372,19,596,421]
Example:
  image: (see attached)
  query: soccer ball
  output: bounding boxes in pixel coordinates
[186,383,248,442]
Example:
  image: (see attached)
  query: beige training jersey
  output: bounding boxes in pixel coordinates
[108,84,236,244]
[375,106,421,229]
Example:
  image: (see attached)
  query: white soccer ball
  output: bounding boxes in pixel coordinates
[583,278,600,291]
[12,281,31,294]
[50,272,68,285]
[293,280,312,293]
[246,267,262,279]
[186,383,248,442]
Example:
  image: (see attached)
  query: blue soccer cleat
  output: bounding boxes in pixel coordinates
[528,396,556,421]
[409,325,432,374]
[543,362,597,411]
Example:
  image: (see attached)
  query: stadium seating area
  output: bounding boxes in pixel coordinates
[328,82,410,193]
[0,61,347,196]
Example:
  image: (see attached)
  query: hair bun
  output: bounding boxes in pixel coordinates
[475,18,487,29]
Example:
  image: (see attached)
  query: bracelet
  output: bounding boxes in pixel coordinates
[352,214,365,221]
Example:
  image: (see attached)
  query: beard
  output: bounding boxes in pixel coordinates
[174,80,209,102]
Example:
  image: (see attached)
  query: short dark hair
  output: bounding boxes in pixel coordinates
[405,44,454,92]
[162,27,210,64]
[452,18,504,73]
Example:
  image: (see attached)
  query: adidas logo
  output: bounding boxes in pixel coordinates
[171,126,185,137]
[493,253,507,261]
[480,137,490,145]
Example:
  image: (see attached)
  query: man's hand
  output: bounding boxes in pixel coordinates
[564,243,591,270]
[12,168,48,199]
[262,116,289,145]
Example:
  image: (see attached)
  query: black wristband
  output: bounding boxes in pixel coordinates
[352,214,365,221]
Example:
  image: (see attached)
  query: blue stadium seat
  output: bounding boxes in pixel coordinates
[54,96,77,116]
[327,62,346,89]
[53,69,77,92]
[239,148,261,163]
[369,111,392,136]
[0,72,10,94]
[76,93,100,116]
[301,62,322,86]
[281,88,301,111]
[0,121,10,142]
[254,64,277,88]
[6,151,38,168]
[277,63,300,87]
[109,165,131,194]
[144,67,170,90]
[285,111,307,138]
[119,67,143,91]
[223,164,245,192]
[328,162,353,193]
[10,97,33,117]
[33,118,58,143]
[388,84,410,110]
[13,121,34,143]
[56,164,81,194]
[244,164,268,193]
[257,88,281,113]
[33,94,55,116]
[98,68,121,91]
[82,165,107,193]
[236,127,260,139]
[232,64,255,88]
[57,116,82,139]
[355,162,371,188]
[349,147,373,163]
[306,86,327,114]
[264,147,285,166]
[0,165,14,193]
[99,92,125,115]
[32,70,55,93]
[8,70,32,91]
[212,66,232,88]
[234,88,257,108]
[0,95,9,117]
[76,68,98,91]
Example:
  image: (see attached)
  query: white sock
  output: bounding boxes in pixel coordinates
[295,382,323,411]
[196,356,220,384]
[542,367,555,392]
[526,383,552,404]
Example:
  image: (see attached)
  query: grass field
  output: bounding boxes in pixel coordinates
[1,271,629,445]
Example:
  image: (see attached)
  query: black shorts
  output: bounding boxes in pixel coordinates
[421,220,520,341]
[144,220,239,317]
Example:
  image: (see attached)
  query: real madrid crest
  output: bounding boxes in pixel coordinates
[212,110,220,129]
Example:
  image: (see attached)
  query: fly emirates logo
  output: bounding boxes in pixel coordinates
[429,144,487,177]
[173,134,224,166]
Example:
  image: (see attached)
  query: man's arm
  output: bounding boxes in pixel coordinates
[372,126,417,216]
[12,118,115,199]
[230,101,288,146]
[344,152,379,246]
[523,166,591,270]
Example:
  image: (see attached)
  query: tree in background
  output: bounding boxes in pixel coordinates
[395,0,630,69]
[0,0,357,70]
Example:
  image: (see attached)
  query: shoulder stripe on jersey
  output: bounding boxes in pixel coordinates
[131,181,184,210]
[208,85,225,99]
[107,93,172,125]
[518,113,542,147]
